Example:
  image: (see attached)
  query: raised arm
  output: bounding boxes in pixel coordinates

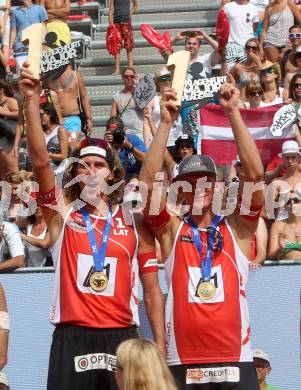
[139,90,179,253]
[19,64,62,236]
[135,214,165,356]
[219,84,264,233]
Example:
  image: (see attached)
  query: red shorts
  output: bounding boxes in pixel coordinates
[114,21,134,51]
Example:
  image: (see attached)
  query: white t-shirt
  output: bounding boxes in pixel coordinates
[261,87,284,107]
[0,222,24,262]
[250,0,269,11]
[187,53,213,79]
[224,2,259,47]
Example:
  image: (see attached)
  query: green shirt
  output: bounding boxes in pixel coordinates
[266,384,281,390]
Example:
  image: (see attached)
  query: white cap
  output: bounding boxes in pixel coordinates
[253,349,271,365]
[0,372,9,386]
[280,140,301,157]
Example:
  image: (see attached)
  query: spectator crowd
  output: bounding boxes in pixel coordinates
[0,0,299,389]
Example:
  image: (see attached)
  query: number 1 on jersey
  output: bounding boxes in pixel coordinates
[22,23,46,79]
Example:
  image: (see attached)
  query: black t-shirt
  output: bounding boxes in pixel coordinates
[113,0,131,23]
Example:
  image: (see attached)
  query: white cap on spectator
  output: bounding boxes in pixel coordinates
[253,349,271,365]
[280,140,301,157]
[0,372,9,386]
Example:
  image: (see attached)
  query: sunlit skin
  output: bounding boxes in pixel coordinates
[247,91,263,108]
[184,37,200,60]
[76,155,114,213]
[293,77,301,102]
[282,153,300,173]
[180,174,215,212]
[123,70,137,93]
[289,27,301,49]
[178,145,194,160]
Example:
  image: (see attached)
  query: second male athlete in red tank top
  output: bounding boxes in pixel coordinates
[140,84,264,389]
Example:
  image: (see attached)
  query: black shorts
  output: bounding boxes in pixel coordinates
[169,362,260,390]
[47,325,138,390]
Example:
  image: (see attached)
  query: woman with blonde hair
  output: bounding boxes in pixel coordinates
[116,338,178,390]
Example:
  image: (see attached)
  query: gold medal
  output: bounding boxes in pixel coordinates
[197,281,216,301]
[90,272,108,292]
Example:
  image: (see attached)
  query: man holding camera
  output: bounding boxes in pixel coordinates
[104,116,147,178]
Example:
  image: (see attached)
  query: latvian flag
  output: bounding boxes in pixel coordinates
[199,104,295,166]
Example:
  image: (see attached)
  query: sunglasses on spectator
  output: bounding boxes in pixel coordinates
[260,67,275,75]
[248,90,263,97]
[289,33,301,39]
[123,74,136,79]
[294,83,301,88]
[246,45,258,50]
[159,76,172,82]
[287,197,301,205]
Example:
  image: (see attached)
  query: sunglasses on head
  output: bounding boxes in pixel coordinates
[260,67,275,75]
[249,90,263,97]
[246,45,258,50]
[287,197,301,205]
[159,76,172,82]
[124,74,136,79]
[79,138,111,151]
[289,33,301,39]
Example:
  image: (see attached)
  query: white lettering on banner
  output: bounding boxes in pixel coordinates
[74,352,118,373]
[40,41,81,74]
[183,76,227,102]
[186,367,240,384]
[77,255,117,296]
[188,264,224,304]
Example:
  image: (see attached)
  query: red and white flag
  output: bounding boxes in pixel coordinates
[199,104,295,165]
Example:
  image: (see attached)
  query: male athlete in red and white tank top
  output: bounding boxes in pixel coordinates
[20,63,165,390]
[140,84,264,389]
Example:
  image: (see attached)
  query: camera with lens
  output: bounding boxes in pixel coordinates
[112,128,126,145]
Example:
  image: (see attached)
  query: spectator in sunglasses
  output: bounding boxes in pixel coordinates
[260,0,301,63]
[283,46,301,101]
[230,38,264,101]
[243,80,265,108]
[111,66,144,141]
[143,67,183,150]
[259,61,284,106]
[269,189,301,260]
[281,24,301,75]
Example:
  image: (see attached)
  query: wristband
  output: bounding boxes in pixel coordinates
[0,311,9,331]
[37,186,57,208]
[138,252,158,273]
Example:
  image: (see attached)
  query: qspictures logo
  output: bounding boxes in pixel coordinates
[186,366,240,384]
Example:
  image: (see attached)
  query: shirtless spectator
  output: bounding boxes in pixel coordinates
[283,47,301,101]
[45,64,93,147]
[269,189,301,260]
[281,25,301,76]
[36,0,71,45]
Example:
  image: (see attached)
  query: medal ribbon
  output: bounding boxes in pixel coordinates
[81,205,112,272]
[188,215,223,282]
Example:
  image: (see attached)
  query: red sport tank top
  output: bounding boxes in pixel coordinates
[164,218,253,365]
[49,206,142,328]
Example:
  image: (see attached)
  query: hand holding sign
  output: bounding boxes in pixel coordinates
[167,50,190,106]
[22,23,46,80]
[270,104,301,137]
[19,62,42,98]
[133,75,156,109]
